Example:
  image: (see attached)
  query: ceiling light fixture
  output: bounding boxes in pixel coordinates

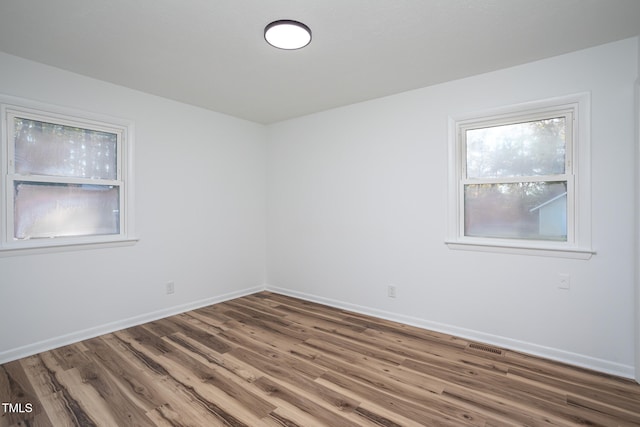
[264,20,311,50]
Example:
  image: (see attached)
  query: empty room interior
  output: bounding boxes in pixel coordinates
[1,1,640,425]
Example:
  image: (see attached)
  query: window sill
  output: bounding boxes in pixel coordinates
[0,237,139,257]
[445,240,594,260]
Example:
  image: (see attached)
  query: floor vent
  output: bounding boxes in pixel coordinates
[467,343,503,355]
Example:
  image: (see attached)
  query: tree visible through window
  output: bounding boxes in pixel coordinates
[12,117,121,239]
[1,100,134,252]
[462,116,571,241]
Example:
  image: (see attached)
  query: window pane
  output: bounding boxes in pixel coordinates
[14,117,117,180]
[466,118,566,179]
[14,181,120,239]
[464,181,567,241]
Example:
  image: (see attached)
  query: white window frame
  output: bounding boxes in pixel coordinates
[446,93,593,259]
[0,95,137,256]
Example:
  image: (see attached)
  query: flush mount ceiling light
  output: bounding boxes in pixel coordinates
[264,20,311,50]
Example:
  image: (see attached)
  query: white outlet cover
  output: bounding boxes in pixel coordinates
[558,274,570,290]
[388,285,396,298]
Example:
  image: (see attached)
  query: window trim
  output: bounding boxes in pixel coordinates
[446,93,594,259]
[0,94,137,256]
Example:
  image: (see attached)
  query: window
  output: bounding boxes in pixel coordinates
[1,97,136,254]
[447,94,593,259]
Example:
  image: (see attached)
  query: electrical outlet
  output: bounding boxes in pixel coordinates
[558,274,570,290]
[387,285,397,298]
[166,281,175,294]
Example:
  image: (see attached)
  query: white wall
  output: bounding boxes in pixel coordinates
[635,39,640,382]
[0,52,267,362]
[266,37,639,377]
[2,38,638,379]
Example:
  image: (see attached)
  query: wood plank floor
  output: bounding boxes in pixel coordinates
[2,291,640,426]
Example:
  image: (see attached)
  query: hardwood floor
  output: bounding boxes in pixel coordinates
[2,291,640,426]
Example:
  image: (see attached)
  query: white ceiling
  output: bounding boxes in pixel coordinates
[0,0,639,124]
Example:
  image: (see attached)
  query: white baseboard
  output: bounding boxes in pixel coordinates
[0,285,265,365]
[4,284,634,380]
[266,285,635,379]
